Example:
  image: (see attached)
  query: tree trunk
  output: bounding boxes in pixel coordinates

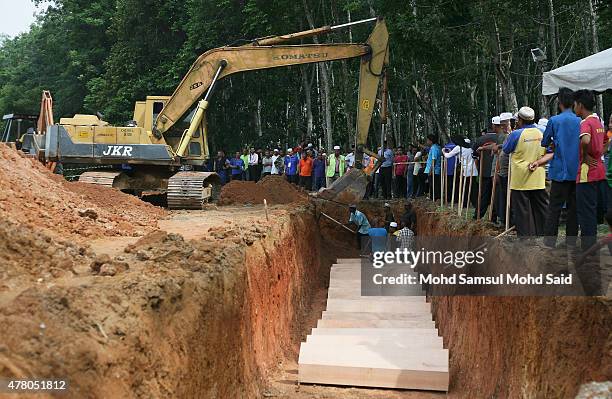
[300,66,314,138]
[304,0,333,151]
[588,0,604,117]
[319,63,334,151]
[256,99,262,137]
[548,0,558,67]
[493,20,518,113]
[481,56,489,127]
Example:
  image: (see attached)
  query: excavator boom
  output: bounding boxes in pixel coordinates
[154,43,370,136]
[154,18,389,152]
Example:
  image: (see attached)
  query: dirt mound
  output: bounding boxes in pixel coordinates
[0,219,95,293]
[218,175,307,205]
[0,205,323,398]
[0,145,165,239]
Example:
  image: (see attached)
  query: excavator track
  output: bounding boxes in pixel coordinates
[78,171,124,188]
[167,171,221,210]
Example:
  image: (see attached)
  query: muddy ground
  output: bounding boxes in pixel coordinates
[0,145,610,398]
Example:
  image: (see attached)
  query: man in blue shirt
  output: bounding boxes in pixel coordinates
[368,225,388,253]
[424,135,442,200]
[284,148,299,184]
[378,143,394,199]
[348,204,371,254]
[529,88,580,248]
[312,153,326,191]
[228,151,245,181]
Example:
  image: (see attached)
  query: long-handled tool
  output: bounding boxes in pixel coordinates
[477,154,483,219]
[458,154,465,216]
[466,162,474,219]
[431,159,435,201]
[320,211,357,234]
[451,153,458,211]
[441,157,446,208]
[489,154,500,222]
[505,154,512,231]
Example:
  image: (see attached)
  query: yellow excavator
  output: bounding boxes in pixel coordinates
[23,17,389,208]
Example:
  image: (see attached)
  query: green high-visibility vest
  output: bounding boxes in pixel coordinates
[326,154,346,177]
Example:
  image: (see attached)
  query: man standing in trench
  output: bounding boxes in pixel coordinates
[347,204,371,255]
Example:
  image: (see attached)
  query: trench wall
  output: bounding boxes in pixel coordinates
[415,207,611,399]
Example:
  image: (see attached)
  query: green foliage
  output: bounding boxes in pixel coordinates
[1,0,610,151]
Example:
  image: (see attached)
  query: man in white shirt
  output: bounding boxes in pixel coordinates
[248,148,259,181]
[411,148,423,197]
[346,146,355,170]
[271,149,281,175]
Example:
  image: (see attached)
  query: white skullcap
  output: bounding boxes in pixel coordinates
[384,202,390,207]
[518,106,535,121]
[389,222,398,228]
[307,143,313,147]
[333,145,341,150]
[273,148,279,152]
[499,112,513,121]
[492,116,501,125]
[287,148,293,152]
[538,118,548,127]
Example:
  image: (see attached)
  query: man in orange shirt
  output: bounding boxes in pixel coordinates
[298,151,314,190]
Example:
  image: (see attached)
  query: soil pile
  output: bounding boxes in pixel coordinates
[0,145,165,239]
[218,175,307,205]
[0,219,95,292]
[0,205,323,398]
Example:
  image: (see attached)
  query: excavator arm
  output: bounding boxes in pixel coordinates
[154,18,389,162]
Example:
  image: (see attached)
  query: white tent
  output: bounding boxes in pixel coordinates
[542,48,612,95]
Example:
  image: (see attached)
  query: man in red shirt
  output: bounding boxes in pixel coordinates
[393,147,408,198]
[574,89,607,252]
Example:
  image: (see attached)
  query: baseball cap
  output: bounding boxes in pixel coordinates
[492,116,501,125]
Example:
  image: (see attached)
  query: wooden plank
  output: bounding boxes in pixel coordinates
[299,343,449,391]
[327,280,425,296]
[322,311,432,322]
[305,334,443,348]
[299,363,448,391]
[327,286,425,298]
[330,268,418,276]
[336,258,364,263]
[317,319,435,329]
[310,327,439,337]
[327,292,426,302]
[325,298,431,313]
[299,341,448,371]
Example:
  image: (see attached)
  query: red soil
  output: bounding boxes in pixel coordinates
[218,175,307,206]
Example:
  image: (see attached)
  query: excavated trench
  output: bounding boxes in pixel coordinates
[1,196,609,398]
[151,199,608,398]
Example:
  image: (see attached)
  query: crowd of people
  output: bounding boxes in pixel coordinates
[209,88,609,294]
[212,88,611,249]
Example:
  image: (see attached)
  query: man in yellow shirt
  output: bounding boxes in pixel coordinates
[502,106,548,236]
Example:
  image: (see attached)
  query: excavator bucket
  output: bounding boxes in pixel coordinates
[317,168,369,204]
